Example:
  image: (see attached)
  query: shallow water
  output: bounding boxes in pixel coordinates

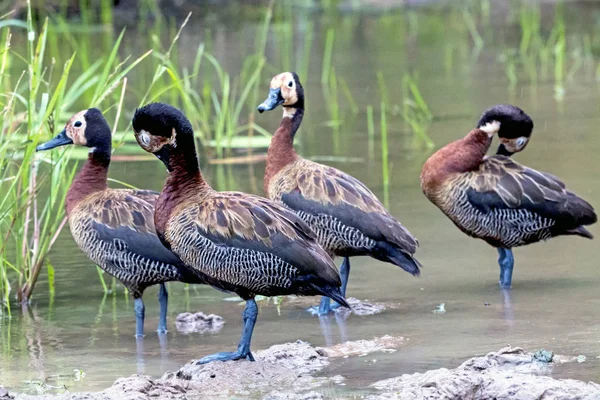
[2,0,600,396]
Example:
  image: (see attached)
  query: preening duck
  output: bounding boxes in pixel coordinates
[420,105,597,289]
[131,102,348,364]
[36,109,204,337]
[257,72,420,315]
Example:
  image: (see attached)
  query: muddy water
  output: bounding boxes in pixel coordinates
[2,0,600,396]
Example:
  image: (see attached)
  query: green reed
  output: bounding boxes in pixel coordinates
[380,101,389,208]
[399,72,434,149]
[0,1,148,310]
[321,27,335,85]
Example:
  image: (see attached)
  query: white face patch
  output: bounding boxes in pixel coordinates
[139,129,151,146]
[480,120,501,137]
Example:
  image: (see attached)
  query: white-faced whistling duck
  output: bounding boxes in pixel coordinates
[257,72,421,315]
[421,104,597,289]
[36,109,205,337]
[131,102,349,364]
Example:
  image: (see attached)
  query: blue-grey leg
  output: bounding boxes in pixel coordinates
[329,257,351,311]
[309,257,351,316]
[196,299,257,364]
[157,283,168,334]
[497,248,514,289]
[134,297,145,338]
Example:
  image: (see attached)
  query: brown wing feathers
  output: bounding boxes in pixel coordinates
[271,159,419,262]
[464,156,596,244]
[163,191,345,299]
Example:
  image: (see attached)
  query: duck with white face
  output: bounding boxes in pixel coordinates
[421,104,596,290]
[131,102,349,364]
[36,108,206,338]
[258,72,421,316]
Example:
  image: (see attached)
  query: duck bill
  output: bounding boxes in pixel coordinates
[257,88,284,113]
[36,129,73,151]
[495,144,514,157]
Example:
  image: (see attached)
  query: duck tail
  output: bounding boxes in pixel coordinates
[311,284,350,309]
[372,241,421,276]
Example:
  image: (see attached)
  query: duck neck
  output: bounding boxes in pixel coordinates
[421,128,492,194]
[155,136,212,238]
[65,144,111,215]
[264,107,303,193]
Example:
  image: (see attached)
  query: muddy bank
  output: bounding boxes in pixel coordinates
[4,336,401,400]
[4,343,600,400]
[369,346,600,400]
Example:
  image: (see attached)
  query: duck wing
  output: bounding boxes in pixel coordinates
[130,189,160,206]
[164,191,343,297]
[75,189,184,266]
[274,159,418,254]
[466,156,596,232]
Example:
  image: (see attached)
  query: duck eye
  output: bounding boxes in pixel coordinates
[516,137,528,148]
[139,132,150,146]
[288,81,293,88]
[74,121,82,128]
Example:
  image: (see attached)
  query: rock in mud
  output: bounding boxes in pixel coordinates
[334,297,386,316]
[174,311,225,334]
[368,346,600,400]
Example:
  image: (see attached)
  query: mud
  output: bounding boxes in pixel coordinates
[368,346,600,400]
[334,297,386,316]
[5,343,600,400]
[174,312,225,334]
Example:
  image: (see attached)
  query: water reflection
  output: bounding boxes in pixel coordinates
[500,289,514,324]
[318,313,350,347]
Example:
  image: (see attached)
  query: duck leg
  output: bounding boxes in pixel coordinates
[134,297,145,338]
[196,299,257,364]
[157,283,168,334]
[309,257,351,315]
[497,248,514,289]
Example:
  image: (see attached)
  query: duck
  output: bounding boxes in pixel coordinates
[256,72,421,315]
[36,108,205,337]
[131,102,348,364]
[420,104,597,289]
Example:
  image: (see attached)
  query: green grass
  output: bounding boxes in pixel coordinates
[0,0,148,310]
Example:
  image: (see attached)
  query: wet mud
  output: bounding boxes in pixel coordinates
[4,343,600,400]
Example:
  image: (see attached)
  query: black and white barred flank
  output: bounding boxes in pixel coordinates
[295,210,376,255]
[168,231,299,295]
[446,189,559,248]
[72,218,183,297]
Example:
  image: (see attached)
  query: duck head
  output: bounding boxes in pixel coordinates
[257,72,305,114]
[132,102,196,170]
[36,108,111,152]
[477,104,534,156]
